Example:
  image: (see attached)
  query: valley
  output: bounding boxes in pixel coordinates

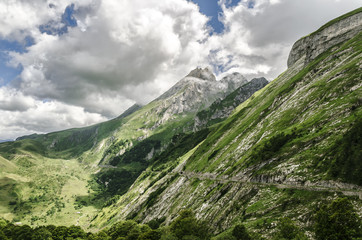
[0,6,361,240]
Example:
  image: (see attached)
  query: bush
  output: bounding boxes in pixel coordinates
[272,217,307,240]
[249,131,296,165]
[314,198,362,240]
[327,119,362,185]
[170,209,210,240]
[232,224,251,240]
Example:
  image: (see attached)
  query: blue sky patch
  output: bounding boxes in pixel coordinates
[0,3,78,86]
[62,4,77,27]
[0,37,34,86]
[39,3,77,36]
[191,0,240,34]
[247,0,255,9]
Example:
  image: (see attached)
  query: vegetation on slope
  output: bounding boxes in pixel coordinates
[0,8,361,240]
[326,118,362,185]
[1,197,360,239]
[91,14,362,238]
[185,31,362,180]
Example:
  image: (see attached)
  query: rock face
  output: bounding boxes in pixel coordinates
[186,67,216,81]
[287,9,362,67]
[194,77,268,130]
[154,68,247,117]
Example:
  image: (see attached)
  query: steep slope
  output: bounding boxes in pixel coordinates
[154,67,247,118]
[91,8,362,238]
[0,68,247,226]
[194,77,269,130]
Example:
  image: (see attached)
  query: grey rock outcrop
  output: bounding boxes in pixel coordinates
[152,68,248,122]
[186,67,216,81]
[287,10,362,67]
[194,77,268,130]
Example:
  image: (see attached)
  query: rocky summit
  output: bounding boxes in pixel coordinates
[194,77,269,130]
[186,67,217,81]
[0,7,361,240]
[154,68,248,116]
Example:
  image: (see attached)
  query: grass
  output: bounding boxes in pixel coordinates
[304,7,362,38]
[184,31,362,178]
[0,12,361,236]
[0,152,99,227]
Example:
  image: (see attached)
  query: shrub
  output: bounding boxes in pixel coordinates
[314,198,362,240]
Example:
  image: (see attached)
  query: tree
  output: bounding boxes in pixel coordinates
[108,220,137,239]
[314,198,362,240]
[138,229,162,240]
[32,227,53,240]
[170,209,210,240]
[67,225,86,239]
[272,217,307,240]
[87,231,111,240]
[0,229,8,240]
[232,224,251,240]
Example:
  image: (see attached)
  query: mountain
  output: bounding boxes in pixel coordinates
[194,77,269,130]
[0,67,250,227]
[154,67,247,118]
[0,7,361,239]
[116,103,143,119]
[88,8,362,238]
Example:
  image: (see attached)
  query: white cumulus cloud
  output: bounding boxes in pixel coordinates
[0,0,361,140]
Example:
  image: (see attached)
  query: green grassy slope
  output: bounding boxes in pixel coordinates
[0,98,196,226]
[93,21,362,238]
[186,32,362,182]
[0,70,237,226]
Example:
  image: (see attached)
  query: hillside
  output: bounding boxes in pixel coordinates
[0,7,361,240]
[0,68,256,227]
[89,8,362,238]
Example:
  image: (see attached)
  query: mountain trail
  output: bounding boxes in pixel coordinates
[177,171,362,199]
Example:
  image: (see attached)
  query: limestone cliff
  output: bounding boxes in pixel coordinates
[287,7,362,67]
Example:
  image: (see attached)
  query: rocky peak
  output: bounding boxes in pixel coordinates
[249,77,269,86]
[194,76,268,130]
[153,68,248,121]
[287,8,362,67]
[186,67,216,81]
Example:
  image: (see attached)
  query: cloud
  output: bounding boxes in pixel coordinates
[207,0,362,78]
[0,0,361,139]
[8,0,210,117]
[0,87,107,140]
[0,0,74,41]
[0,87,35,111]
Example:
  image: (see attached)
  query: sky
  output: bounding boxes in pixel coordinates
[0,0,361,140]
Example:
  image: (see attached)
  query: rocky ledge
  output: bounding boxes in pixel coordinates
[287,8,362,67]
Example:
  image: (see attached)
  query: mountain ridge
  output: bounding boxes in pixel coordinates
[0,7,361,239]
[0,64,264,228]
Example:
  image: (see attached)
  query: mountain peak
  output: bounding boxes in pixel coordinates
[186,67,216,81]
